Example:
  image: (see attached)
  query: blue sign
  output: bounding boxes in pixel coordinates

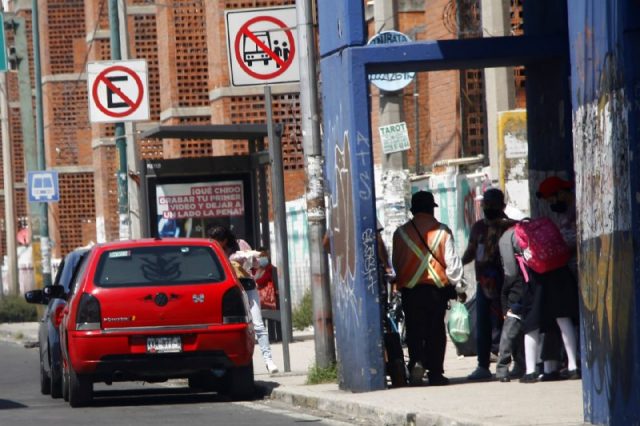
[28,171,59,202]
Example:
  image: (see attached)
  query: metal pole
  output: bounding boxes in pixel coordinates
[11,14,43,289]
[413,75,421,174]
[117,0,142,239]
[32,0,51,287]
[0,70,18,295]
[265,86,291,372]
[296,0,336,369]
[109,0,129,240]
[406,25,425,176]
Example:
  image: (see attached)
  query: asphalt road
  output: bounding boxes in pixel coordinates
[0,340,353,426]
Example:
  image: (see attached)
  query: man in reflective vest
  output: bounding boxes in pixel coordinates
[392,190,466,386]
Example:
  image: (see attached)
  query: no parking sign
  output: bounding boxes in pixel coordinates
[87,60,150,123]
[225,6,300,87]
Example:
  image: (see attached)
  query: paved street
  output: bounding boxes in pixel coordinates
[0,340,353,426]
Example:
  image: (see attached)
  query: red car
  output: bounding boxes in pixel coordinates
[59,238,255,407]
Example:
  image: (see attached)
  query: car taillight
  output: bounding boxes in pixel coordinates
[52,305,65,328]
[76,293,101,331]
[222,287,249,324]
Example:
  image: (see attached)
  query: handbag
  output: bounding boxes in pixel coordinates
[259,281,277,310]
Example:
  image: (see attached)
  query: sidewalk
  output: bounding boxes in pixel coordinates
[256,331,585,426]
[0,322,585,426]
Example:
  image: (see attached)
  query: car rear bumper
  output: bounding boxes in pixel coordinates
[67,323,254,378]
[93,351,239,382]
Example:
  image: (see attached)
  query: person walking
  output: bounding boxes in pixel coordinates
[462,188,517,381]
[208,226,280,375]
[392,191,466,386]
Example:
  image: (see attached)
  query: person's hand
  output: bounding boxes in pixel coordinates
[457,292,467,304]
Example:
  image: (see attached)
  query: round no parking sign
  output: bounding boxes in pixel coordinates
[225,6,300,87]
[87,60,150,123]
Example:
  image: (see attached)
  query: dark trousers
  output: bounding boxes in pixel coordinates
[496,315,525,378]
[401,284,448,375]
[476,288,503,369]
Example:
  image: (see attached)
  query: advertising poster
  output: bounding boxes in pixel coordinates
[155,180,246,238]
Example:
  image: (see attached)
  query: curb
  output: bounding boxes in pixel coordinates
[268,386,417,426]
[265,385,489,426]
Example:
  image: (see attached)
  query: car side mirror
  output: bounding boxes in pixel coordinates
[43,285,66,300]
[24,289,44,305]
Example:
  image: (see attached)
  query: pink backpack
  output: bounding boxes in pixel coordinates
[514,217,570,274]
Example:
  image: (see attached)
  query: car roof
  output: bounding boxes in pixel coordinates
[93,238,216,250]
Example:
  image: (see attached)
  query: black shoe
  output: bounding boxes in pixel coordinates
[428,374,450,386]
[509,366,525,379]
[540,371,564,382]
[409,362,425,386]
[565,369,581,380]
[498,376,511,383]
[519,373,538,383]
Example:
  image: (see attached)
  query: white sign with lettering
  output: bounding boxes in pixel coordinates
[379,122,411,154]
[367,31,415,92]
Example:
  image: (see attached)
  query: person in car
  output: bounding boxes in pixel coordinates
[208,225,279,374]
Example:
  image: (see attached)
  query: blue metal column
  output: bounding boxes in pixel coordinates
[318,3,386,391]
[567,0,640,423]
[522,1,573,217]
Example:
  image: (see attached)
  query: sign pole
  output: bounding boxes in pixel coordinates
[265,85,292,372]
[32,0,52,287]
[109,0,130,240]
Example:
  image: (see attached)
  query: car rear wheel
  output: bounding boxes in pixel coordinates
[68,367,93,407]
[223,362,254,401]
[50,366,63,398]
[40,353,51,395]
[62,366,69,401]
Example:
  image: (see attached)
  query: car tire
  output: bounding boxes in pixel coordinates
[68,367,93,407]
[40,353,51,395]
[62,367,69,402]
[224,362,254,401]
[50,367,63,399]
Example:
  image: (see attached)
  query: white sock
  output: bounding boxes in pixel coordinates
[556,317,578,371]
[524,329,540,374]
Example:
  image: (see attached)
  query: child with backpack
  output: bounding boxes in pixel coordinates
[504,177,580,382]
[495,226,530,382]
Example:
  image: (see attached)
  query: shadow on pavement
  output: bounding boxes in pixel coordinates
[0,399,28,409]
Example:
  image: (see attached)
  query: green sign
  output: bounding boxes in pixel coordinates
[0,13,6,72]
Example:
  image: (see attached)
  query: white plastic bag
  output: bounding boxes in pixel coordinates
[448,302,470,343]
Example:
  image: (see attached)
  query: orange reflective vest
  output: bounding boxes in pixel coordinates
[394,223,449,289]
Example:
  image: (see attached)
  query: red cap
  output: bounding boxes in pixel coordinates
[536,176,573,199]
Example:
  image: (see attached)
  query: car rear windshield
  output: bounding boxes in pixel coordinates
[94,245,225,287]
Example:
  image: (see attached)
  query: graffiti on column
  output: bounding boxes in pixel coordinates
[573,55,635,408]
[330,131,359,326]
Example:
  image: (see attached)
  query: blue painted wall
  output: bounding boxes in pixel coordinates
[567,0,640,423]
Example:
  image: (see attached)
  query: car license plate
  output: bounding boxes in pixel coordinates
[146,336,182,353]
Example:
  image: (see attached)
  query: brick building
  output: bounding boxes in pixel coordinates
[0,0,524,261]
